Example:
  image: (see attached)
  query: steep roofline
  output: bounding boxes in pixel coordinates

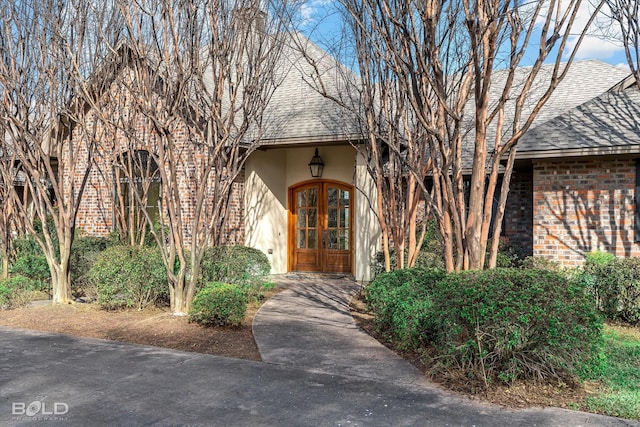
[514,69,639,160]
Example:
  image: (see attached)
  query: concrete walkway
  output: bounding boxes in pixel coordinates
[253,274,427,384]
[0,274,637,426]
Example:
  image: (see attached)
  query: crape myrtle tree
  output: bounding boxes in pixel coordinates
[308,0,604,271]
[606,0,640,88]
[108,0,294,314]
[0,0,120,302]
[0,138,22,279]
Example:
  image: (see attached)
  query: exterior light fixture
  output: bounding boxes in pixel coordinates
[308,148,324,178]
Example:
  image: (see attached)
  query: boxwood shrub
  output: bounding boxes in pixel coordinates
[365,268,446,348]
[428,268,602,385]
[188,282,248,327]
[0,275,35,309]
[584,256,640,325]
[365,267,603,386]
[88,245,168,310]
[199,246,272,300]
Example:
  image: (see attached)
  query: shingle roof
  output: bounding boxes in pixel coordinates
[517,81,640,156]
[510,60,630,129]
[255,32,362,145]
[459,60,632,167]
[201,30,634,156]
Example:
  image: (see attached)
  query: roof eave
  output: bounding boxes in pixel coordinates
[254,133,365,149]
[515,144,640,160]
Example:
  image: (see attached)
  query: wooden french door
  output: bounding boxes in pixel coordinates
[289,180,353,273]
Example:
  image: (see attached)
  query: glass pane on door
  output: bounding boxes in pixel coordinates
[295,187,319,250]
[326,186,350,252]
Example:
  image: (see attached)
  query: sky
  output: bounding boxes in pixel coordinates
[294,0,632,71]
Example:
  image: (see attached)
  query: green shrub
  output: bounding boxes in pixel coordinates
[428,269,602,385]
[10,236,50,293]
[188,282,248,326]
[487,237,521,268]
[365,268,446,348]
[585,251,616,266]
[10,217,59,292]
[413,251,445,270]
[70,235,112,299]
[0,275,35,309]
[373,220,445,277]
[199,246,271,300]
[519,256,562,271]
[88,245,168,310]
[373,248,445,277]
[585,257,640,324]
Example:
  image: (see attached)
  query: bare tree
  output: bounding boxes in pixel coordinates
[607,0,640,88]
[0,139,21,278]
[98,0,293,314]
[312,0,604,271]
[0,0,119,301]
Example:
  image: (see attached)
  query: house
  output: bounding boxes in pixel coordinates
[508,72,640,265]
[70,33,380,282]
[70,26,639,277]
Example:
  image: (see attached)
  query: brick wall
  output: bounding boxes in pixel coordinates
[533,157,640,266]
[503,168,533,258]
[69,72,246,247]
[219,170,245,245]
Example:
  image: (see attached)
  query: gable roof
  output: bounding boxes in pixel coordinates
[517,78,640,159]
[511,60,630,129]
[446,60,630,170]
[249,32,362,146]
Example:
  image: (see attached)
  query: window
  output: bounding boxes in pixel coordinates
[114,150,161,240]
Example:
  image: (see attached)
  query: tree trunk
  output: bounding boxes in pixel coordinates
[1,255,8,279]
[172,291,188,316]
[51,266,73,304]
[1,234,8,279]
[170,265,189,315]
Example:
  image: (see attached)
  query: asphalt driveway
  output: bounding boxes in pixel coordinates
[0,330,636,425]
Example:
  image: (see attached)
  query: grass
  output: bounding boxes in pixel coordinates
[579,324,640,420]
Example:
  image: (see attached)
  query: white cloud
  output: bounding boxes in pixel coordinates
[296,0,334,29]
[567,34,623,59]
[563,1,625,60]
[531,1,626,61]
[615,62,631,71]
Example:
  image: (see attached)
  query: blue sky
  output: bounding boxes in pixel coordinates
[295,1,632,71]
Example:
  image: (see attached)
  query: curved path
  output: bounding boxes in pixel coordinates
[251,274,637,427]
[253,274,427,384]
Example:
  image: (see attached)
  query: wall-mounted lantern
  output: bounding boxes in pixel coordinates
[308,148,324,178]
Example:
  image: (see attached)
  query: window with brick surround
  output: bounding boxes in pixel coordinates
[636,159,640,242]
[115,150,161,235]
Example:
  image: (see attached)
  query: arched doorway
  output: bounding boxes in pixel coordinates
[288,180,353,273]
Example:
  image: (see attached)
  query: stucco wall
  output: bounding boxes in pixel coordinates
[244,145,380,281]
[533,156,640,265]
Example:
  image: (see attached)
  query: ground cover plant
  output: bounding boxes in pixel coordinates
[579,324,640,420]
